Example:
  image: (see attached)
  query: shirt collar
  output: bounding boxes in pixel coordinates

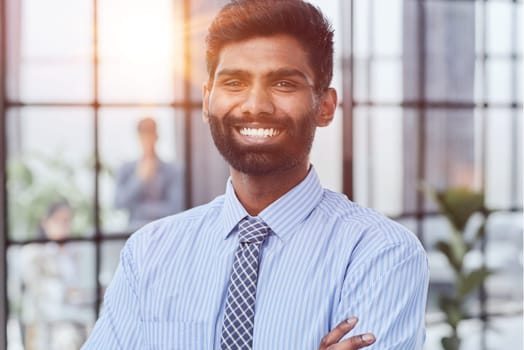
[220,166,324,242]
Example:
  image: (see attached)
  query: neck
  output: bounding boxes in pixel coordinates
[142,151,157,159]
[230,162,310,216]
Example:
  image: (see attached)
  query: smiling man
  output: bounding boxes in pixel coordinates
[82,1,429,349]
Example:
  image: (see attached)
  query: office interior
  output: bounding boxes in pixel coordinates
[0,0,522,349]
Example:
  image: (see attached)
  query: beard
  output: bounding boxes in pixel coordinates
[208,111,317,176]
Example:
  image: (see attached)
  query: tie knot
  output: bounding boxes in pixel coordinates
[238,217,270,244]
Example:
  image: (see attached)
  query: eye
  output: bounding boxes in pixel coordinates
[221,79,247,91]
[273,80,299,92]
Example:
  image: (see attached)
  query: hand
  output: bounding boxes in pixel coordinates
[319,317,376,350]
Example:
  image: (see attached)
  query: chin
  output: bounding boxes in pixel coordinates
[227,151,308,177]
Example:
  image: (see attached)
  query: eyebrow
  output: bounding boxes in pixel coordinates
[215,68,313,85]
[266,68,311,84]
[215,69,250,79]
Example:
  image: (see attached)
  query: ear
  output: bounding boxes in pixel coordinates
[202,82,211,123]
[316,88,337,127]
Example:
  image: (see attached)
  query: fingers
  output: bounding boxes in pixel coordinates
[319,317,358,348]
[318,317,375,350]
[330,333,376,349]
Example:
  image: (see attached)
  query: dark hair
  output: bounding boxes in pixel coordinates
[206,0,334,94]
[37,199,72,239]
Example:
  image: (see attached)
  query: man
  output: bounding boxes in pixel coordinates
[83,1,429,349]
[114,117,184,229]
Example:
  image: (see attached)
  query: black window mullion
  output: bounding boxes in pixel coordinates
[415,0,427,246]
[366,0,376,209]
[510,0,520,208]
[183,0,192,209]
[93,0,103,318]
[478,1,488,346]
[0,0,8,346]
[341,0,354,199]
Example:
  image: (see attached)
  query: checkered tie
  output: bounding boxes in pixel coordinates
[221,217,270,350]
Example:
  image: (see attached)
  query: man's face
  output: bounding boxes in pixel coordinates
[139,128,157,155]
[203,34,335,176]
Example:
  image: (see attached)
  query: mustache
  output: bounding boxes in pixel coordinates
[222,113,292,128]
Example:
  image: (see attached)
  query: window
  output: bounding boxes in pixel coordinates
[0,0,521,349]
[346,0,522,349]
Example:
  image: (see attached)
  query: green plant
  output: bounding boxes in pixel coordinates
[426,187,493,350]
[7,152,94,240]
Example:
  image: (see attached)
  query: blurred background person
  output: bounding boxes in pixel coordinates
[36,199,73,240]
[113,117,184,229]
[20,199,91,350]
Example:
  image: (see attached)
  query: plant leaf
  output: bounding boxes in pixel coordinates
[436,240,463,272]
[441,335,461,350]
[458,267,492,298]
[438,295,463,329]
[435,188,484,231]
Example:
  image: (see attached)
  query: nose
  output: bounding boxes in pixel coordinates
[239,84,275,116]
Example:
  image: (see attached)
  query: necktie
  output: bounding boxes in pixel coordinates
[221,216,270,350]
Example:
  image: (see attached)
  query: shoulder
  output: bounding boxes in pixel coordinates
[315,191,427,287]
[316,189,424,254]
[124,194,225,262]
[158,159,183,173]
[117,160,137,174]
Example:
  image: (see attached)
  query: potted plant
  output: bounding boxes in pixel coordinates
[426,187,493,350]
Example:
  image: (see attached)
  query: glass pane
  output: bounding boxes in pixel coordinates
[20,63,93,103]
[424,1,476,104]
[517,59,522,104]
[98,0,180,103]
[100,241,126,298]
[7,242,96,350]
[353,107,404,216]
[486,58,515,104]
[423,109,477,210]
[310,107,343,192]
[6,108,94,240]
[371,59,402,103]
[353,0,371,57]
[99,108,184,233]
[484,212,523,311]
[6,0,93,102]
[400,109,420,214]
[424,215,454,314]
[486,1,515,56]
[370,108,403,216]
[516,109,523,206]
[473,58,485,104]
[485,109,517,209]
[373,0,402,57]
[354,59,402,103]
[352,58,370,103]
[353,107,370,208]
[518,2,523,55]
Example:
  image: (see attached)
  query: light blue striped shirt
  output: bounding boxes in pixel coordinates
[83,167,429,349]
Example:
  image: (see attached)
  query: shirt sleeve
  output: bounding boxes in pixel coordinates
[334,233,429,349]
[81,237,143,349]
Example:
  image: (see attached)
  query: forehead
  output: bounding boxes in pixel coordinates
[214,34,314,82]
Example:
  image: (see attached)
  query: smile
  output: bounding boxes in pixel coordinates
[239,127,281,138]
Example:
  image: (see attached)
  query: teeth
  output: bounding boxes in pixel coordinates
[240,128,280,138]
